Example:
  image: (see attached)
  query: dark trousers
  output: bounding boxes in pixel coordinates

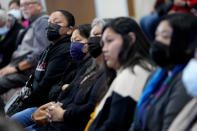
[0,70,32,95]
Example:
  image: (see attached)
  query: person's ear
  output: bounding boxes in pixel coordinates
[66,26,74,35]
[60,26,73,36]
[37,2,42,11]
[82,44,88,53]
[128,32,136,45]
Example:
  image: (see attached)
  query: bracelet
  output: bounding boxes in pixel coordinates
[15,65,22,72]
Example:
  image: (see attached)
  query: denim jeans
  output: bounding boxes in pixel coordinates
[25,124,38,131]
[140,13,160,41]
[11,107,38,127]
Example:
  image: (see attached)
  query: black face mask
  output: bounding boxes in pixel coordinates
[88,37,102,58]
[47,23,61,41]
[150,40,172,68]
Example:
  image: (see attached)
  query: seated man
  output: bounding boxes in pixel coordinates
[0,9,24,68]
[0,0,50,95]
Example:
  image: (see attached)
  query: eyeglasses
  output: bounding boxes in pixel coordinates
[20,1,37,8]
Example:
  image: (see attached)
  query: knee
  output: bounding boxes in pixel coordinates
[11,107,37,120]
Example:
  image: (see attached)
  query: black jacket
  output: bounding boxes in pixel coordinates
[37,58,104,131]
[23,37,77,108]
[0,18,24,68]
[48,57,92,102]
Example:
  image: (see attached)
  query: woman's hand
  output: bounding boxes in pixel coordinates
[47,102,65,122]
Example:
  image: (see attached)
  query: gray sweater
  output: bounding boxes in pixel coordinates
[10,13,50,67]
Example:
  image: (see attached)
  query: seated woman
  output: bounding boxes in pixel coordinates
[168,40,197,131]
[11,9,78,126]
[11,23,92,128]
[13,23,106,131]
[10,9,77,115]
[84,18,116,131]
[88,17,155,131]
[131,12,197,131]
[35,24,102,131]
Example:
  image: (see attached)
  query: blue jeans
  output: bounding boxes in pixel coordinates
[11,107,38,127]
[25,124,37,131]
[140,13,160,41]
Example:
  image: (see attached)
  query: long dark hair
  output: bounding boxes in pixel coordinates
[161,12,197,65]
[94,62,116,103]
[102,17,154,72]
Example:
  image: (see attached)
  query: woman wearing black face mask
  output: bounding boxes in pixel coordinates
[22,10,77,107]
[168,41,197,131]
[22,24,104,131]
[11,10,78,126]
[88,18,112,63]
[131,13,197,131]
[84,18,116,131]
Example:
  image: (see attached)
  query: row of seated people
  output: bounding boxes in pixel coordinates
[8,10,197,131]
[0,0,197,131]
[0,0,50,97]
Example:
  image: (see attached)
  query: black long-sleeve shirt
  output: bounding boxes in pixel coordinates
[37,59,103,131]
[23,37,77,108]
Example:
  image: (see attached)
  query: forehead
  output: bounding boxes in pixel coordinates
[20,0,34,3]
[49,12,67,21]
[91,25,102,33]
[102,28,117,39]
[156,20,172,33]
[71,29,88,42]
[72,29,81,37]
[10,2,19,9]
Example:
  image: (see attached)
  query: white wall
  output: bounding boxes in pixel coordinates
[0,0,12,10]
[94,0,129,18]
[94,0,156,22]
[134,0,156,21]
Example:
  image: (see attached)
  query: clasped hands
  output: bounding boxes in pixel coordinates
[46,102,66,122]
[32,101,66,125]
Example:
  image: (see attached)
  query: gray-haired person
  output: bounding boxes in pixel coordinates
[0,9,24,68]
[0,0,50,95]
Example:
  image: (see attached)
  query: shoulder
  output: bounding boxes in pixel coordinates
[33,14,49,28]
[115,65,151,86]
[36,14,49,22]
[50,44,68,58]
[113,66,152,101]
